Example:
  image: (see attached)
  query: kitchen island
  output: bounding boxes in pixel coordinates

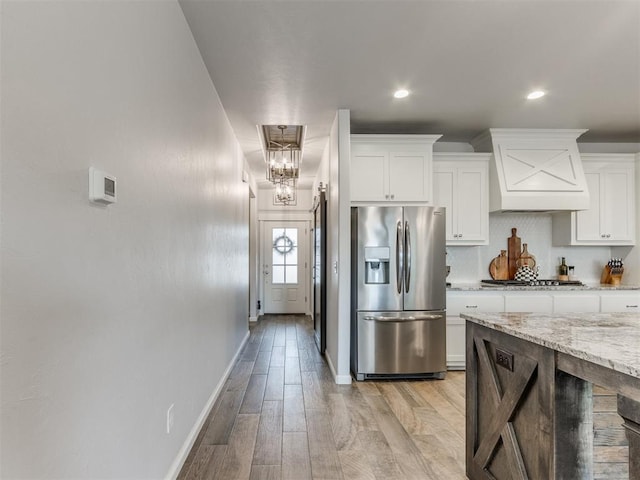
[462,312,640,479]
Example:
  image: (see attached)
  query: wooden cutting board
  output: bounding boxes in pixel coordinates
[507,228,521,280]
[489,250,509,280]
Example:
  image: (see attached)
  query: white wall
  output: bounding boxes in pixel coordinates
[1,2,249,478]
[320,110,352,384]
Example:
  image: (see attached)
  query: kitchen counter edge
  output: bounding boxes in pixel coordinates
[447,283,640,292]
[461,311,640,378]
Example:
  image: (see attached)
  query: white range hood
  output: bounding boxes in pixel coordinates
[472,129,590,212]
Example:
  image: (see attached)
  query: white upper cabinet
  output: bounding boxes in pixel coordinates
[350,134,441,203]
[350,150,387,201]
[553,154,636,246]
[433,153,490,245]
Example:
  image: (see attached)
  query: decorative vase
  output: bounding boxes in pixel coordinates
[514,265,539,282]
[516,243,536,270]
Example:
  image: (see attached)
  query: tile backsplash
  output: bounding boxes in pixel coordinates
[447,213,613,285]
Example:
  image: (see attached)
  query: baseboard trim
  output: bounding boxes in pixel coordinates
[165,329,250,480]
[325,351,352,385]
[249,316,258,323]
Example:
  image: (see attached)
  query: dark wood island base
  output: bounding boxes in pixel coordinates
[464,315,640,480]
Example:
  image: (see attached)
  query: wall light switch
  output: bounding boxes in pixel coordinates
[89,167,116,204]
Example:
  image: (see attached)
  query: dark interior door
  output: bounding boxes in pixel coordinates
[313,191,326,354]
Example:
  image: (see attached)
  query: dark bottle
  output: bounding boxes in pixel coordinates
[559,257,568,280]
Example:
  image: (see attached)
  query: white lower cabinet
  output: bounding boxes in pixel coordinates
[445,316,466,371]
[446,293,504,370]
[504,294,553,313]
[600,293,640,313]
[446,289,640,370]
[553,294,600,313]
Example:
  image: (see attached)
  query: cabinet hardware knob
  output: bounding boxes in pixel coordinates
[466,305,478,308]
[385,195,389,199]
[627,305,638,308]
[601,234,606,238]
[606,234,611,238]
[390,194,395,199]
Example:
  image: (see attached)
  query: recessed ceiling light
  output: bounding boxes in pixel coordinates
[394,89,409,99]
[527,90,546,100]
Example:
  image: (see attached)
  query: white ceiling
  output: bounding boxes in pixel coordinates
[179,0,640,189]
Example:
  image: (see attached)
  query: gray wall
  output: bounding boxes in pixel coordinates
[1,1,249,477]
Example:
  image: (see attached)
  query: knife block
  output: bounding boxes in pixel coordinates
[600,265,623,285]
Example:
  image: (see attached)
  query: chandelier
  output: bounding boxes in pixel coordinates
[265,125,301,183]
[273,178,297,206]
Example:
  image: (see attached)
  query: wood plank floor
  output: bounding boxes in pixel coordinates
[178,314,628,480]
[177,314,466,480]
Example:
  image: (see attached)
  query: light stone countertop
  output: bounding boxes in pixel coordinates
[448,283,640,292]
[461,312,640,378]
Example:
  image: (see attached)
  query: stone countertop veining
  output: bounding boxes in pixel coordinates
[461,312,640,378]
[448,283,640,292]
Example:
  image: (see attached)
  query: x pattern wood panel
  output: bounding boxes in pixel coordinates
[471,337,538,479]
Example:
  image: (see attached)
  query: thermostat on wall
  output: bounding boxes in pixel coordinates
[89,167,117,204]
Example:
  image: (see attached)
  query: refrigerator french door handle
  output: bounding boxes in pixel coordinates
[405,221,411,293]
[396,220,403,294]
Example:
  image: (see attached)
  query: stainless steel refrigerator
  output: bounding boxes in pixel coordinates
[350,206,446,380]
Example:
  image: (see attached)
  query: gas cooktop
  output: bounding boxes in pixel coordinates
[481,279,585,287]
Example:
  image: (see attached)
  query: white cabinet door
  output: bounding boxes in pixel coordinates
[575,172,601,241]
[448,294,505,315]
[504,295,553,313]
[350,152,387,201]
[447,292,504,370]
[350,135,440,204]
[433,168,455,241]
[555,155,636,246]
[576,169,634,243]
[446,316,465,370]
[433,155,489,245]
[601,170,634,242]
[388,152,430,202]
[553,294,600,313]
[457,167,488,242]
[600,293,640,313]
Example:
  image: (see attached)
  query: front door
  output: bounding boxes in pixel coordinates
[263,221,308,314]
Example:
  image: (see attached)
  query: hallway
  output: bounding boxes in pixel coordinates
[178,315,466,480]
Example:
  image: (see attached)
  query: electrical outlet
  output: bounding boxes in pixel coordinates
[166,404,174,434]
[495,348,514,371]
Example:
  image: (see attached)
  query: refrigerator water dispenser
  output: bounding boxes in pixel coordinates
[364,247,390,284]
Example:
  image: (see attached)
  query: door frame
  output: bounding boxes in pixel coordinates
[248,187,258,323]
[260,219,311,315]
